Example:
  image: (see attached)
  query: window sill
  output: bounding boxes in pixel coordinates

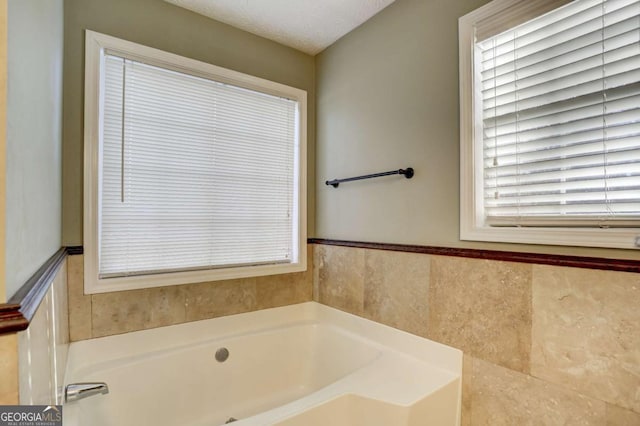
[84,260,307,294]
[460,223,640,250]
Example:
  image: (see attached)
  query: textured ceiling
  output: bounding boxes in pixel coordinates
[165,0,396,55]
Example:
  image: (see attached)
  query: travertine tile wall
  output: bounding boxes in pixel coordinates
[0,261,69,406]
[313,244,640,425]
[67,246,313,340]
[18,261,69,404]
[0,259,71,406]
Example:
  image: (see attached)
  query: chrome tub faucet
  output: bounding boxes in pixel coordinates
[64,382,109,403]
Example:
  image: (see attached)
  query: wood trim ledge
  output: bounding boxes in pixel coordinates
[0,247,69,334]
[308,238,640,273]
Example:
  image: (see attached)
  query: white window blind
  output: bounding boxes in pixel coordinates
[100,54,299,278]
[478,0,640,227]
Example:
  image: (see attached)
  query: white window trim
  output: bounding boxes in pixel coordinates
[459,0,640,251]
[84,30,308,294]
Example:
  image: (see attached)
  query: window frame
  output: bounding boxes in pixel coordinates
[459,0,640,250]
[84,30,307,294]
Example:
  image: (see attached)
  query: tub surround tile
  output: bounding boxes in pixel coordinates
[52,261,70,345]
[311,243,640,424]
[92,286,186,338]
[314,244,365,316]
[18,263,70,405]
[428,256,532,373]
[0,333,19,404]
[606,404,640,425]
[363,249,430,337]
[471,357,606,425]
[531,265,640,413]
[67,255,91,341]
[185,278,257,322]
[19,292,55,404]
[256,272,311,310]
[50,263,69,404]
[256,246,313,310]
[69,246,314,340]
[461,354,472,426]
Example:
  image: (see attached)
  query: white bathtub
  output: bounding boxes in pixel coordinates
[63,302,462,425]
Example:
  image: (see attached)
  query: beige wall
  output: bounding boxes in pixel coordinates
[6,0,64,298]
[314,243,640,424]
[315,0,638,260]
[62,0,316,246]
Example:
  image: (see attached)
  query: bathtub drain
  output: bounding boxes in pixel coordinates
[215,347,230,362]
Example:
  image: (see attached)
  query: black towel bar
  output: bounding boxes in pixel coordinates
[325,167,414,188]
